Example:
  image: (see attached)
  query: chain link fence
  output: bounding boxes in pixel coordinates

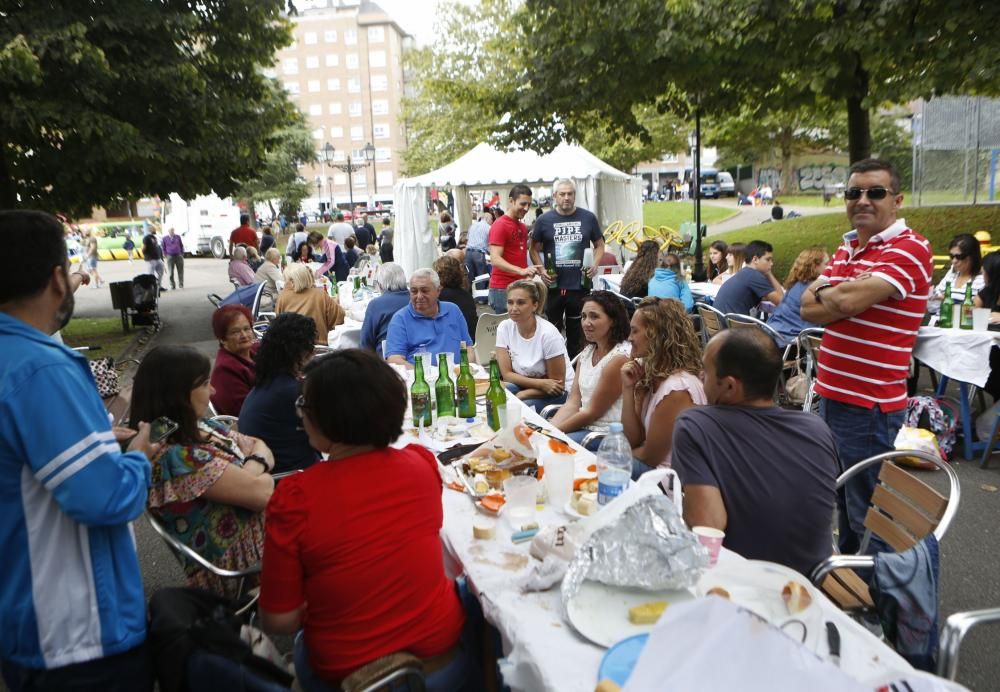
[913,96,1000,205]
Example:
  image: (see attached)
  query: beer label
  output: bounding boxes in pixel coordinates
[456,385,471,408]
[411,392,431,423]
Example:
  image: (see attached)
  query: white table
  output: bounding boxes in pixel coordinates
[596,274,719,300]
[435,399,914,691]
[325,296,373,350]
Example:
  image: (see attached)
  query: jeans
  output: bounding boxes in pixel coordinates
[145,259,165,289]
[820,397,904,555]
[505,382,567,414]
[488,288,507,314]
[566,428,603,451]
[545,288,586,358]
[2,643,152,692]
[465,249,489,292]
[166,254,184,288]
[631,456,656,481]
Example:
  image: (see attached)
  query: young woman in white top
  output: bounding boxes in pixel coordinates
[495,279,573,413]
[934,233,984,307]
[621,297,707,477]
[551,292,632,449]
[712,241,745,286]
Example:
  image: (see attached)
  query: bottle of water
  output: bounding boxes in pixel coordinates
[596,423,632,505]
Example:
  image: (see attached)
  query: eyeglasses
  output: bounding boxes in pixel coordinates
[294,394,310,418]
[844,186,893,201]
[949,253,967,261]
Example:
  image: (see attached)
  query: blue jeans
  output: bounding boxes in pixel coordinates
[466,249,489,295]
[566,428,603,451]
[505,382,567,414]
[820,397,904,555]
[488,287,507,314]
[631,457,656,481]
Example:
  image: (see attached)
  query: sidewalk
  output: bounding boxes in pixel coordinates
[700,199,836,235]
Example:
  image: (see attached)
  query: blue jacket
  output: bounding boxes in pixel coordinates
[0,314,151,669]
[647,268,693,311]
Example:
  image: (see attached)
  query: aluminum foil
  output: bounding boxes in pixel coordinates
[561,494,710,608]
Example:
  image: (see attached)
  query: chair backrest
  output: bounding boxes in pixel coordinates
[695,304,728,345]
[474,312,507,364]
[798,327,824,372]
[249,281,268,319]
[724,312,782,346]
[211,414,239,434]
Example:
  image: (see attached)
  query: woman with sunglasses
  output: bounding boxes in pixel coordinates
[259,350,474,691]
[934,233,983,308]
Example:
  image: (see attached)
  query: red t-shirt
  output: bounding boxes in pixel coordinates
[488,214,529,289]
[259,445,464,682]
[230,224,259,249]
[815,220,932,412]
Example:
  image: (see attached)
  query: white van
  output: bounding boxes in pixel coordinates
[161,193,242,258]
[718,171,736,197]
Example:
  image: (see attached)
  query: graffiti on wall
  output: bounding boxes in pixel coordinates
[797,164,849,191]
[758,168,781,189]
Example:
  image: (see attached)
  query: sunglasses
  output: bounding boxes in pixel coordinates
[949,253,967,261]
[844,186,893,201]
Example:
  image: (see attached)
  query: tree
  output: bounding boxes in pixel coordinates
[0,1,298,216]
[235,115,316,220]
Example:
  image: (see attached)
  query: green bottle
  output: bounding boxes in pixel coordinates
[545,252,558,282]
[436,352,457,417]
[456,341,477,418]
[410,355,432,427]
[938,281,953,328]
[485,351,507,432]
[959,283,974,330]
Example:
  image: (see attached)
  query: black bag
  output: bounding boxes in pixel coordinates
[147,587,293,692]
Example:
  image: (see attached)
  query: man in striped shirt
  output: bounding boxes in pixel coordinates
[800,159,932,554]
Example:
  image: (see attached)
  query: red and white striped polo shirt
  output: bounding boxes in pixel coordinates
[815,219,932,412]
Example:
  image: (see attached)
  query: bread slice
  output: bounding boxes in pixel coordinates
[628,600,668,624]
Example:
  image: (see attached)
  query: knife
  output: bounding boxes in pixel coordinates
[825,621,841,667]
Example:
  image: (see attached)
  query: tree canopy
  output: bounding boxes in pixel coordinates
[235,115,316,221]
[0,1,298,217]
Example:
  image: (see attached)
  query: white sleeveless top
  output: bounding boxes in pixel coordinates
[578,341,632,431]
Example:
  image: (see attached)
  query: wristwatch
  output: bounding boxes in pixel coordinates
[813,283,834,305]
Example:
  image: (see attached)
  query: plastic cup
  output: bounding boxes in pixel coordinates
[542,449,575,509]
[692,526,725,567]
[503,476,538,523]
[974,308,991,332]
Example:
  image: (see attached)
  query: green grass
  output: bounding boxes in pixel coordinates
[718,204,1000,281]
[642,201,738,230]
[60,317,136,360]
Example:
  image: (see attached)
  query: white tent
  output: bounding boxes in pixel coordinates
[392,143,644,277]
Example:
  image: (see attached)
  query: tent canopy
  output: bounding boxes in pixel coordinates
[392,143,643,278]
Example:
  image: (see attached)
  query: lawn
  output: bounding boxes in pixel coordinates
[718,204,1000,282]
[60,317,138,360]
[642,201,738,230]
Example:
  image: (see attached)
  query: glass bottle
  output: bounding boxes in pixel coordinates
[545,252,558,282]
[937,281,953,328]
[436,352,456,417]
[410,355,432,427]
[959,283,974,330]
[485,351,507,431]
[456,341,477,418]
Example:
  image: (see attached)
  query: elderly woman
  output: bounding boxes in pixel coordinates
[276,263,345,345]
[254,247,284,306]
[259,349,473,690]
[209,304,258,416]
[133,345,274,598]
[228,246,256,286]
[308,230,349,283]
[246,246,264,272]
[433,254,478,337]
[239,314,320,474]
[360,262,410,353]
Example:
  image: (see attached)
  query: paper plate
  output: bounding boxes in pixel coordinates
[565,580,696,648]
[696,560,820,625]
[597,633,649,687]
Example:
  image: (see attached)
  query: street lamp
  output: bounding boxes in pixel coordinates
[329,142,376,218]
[320,142,335,213]
[688,114,704,277]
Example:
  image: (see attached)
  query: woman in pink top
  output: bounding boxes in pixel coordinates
[620,297,706,475]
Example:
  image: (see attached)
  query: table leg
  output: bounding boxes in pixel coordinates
[959,382,975,461]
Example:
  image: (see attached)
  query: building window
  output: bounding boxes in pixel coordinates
[304,32,318,45]
[346,53,359,70]
[311,127,324,140]
[375,147,391,161]
[368,50,386,68]
[333,151,346,162]
[347,78,361,93]
[282,58,299,75]
[307,80,320,93]
[370,74,387,91]
[330,126,344,138]
[285,81,300,95]
[373,123,390,139]
[348,102,362,117]
[368,26,385,43]
[262,67,277,79]
[354,172,366,187]
[325,53,339,67]
[350,126,363,140]
[326,78,340,91]
[371,99,389,115]
[308,104,322,116]
[305,56,320,69]
[324,29,337,43]
[327,101,342,115]
[344,29,357,45]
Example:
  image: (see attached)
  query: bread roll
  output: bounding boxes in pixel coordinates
[782,581,812,614]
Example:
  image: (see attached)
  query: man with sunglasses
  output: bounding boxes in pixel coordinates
[800,159,933,555]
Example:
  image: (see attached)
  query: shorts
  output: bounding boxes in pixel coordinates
[86,256,98,269]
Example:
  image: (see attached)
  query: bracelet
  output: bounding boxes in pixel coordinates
[244,453,273,473]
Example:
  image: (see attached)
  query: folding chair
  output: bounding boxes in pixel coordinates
[797,327,824,413]
[810,450,960,614]
[695,304,728,346]
[474,312,507,364]
[937,607,1000,680]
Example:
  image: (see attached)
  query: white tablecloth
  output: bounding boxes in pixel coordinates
[325,297,373,350]
[913,325,1000,388]
[596,274,719,299]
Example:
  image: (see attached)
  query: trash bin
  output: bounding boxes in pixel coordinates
[109,281,134,333]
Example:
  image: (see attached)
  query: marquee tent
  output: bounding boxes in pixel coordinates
[392,143,643,277]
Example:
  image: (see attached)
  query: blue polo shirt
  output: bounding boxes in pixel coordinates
[385,301,472,365]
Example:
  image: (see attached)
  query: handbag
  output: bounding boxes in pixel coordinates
[784,354,809,406]
[88,357,121,398]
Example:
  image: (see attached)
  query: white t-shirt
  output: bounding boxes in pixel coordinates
[496,317,574,389]
[577,341,632,432]
[327,222,354,246]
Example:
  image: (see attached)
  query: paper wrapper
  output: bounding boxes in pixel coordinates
[561,494,709,608]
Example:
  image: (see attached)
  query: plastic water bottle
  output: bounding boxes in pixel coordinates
[596,423,632,505]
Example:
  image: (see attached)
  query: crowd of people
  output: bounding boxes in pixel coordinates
[3,157,1000,691]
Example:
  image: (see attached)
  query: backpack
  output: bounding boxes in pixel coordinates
[904,396,958,461]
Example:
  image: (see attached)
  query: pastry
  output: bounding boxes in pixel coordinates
[782,581,812,614]
[628,600,668,624]
[706,587,731,600]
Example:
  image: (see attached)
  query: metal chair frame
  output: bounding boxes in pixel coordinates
[937,607,1000,680]
[797,327,825,413]
[695,304,728,346]
[725,312,796,401]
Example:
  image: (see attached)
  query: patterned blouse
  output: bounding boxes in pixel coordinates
[148,419,265,598]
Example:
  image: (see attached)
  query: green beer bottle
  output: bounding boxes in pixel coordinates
[410,355,432,427]
[485,351,507,431]
[545,253,558,282]
[456,341,477,418]
[436,352,457,417]
[937,281,953,328]
[959,283,974,330]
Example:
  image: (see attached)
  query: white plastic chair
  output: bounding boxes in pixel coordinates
[472,272,490,304]
[474,312,507,364]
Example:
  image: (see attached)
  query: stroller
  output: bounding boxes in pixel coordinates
[130,274,161,330]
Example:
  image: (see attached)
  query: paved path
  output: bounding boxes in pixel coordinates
[700,199,839,235]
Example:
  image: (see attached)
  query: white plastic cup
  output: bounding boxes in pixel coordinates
[542,449,575,509]
[503,476,538,523]
[692,526,725,567]
[973,308,991,332]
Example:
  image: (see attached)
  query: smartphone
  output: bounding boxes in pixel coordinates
[149,416,179,443]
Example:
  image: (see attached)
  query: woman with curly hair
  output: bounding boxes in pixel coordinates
[433,254,478,337]
[619,240,661,298]
[767,246,829,348]
[239,313,321,473]
[621,297,706,476]
[551,292,632,449]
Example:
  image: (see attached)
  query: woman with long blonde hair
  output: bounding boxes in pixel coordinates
[620,297,706,476]
[768,246,829,348]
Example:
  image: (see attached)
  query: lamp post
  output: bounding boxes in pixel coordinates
[688,113,704,276]
[320,142,335,213]
[315,177,322,213]
[329,142,376,219]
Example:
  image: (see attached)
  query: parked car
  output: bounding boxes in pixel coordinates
[718,171,736,197]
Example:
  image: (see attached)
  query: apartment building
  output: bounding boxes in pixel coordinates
[269,0,412,211]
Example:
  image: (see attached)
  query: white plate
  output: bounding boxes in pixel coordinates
[696,560,820,625]
[565,580,696,648]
